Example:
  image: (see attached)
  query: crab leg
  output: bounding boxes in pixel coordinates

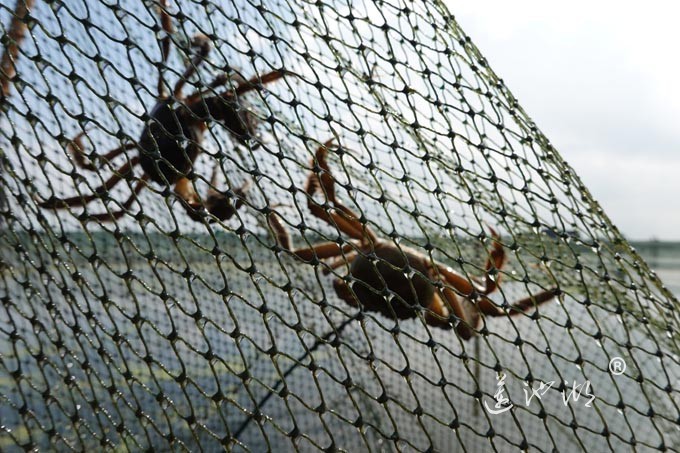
[0,0,35,98]
[435,287,476,338]
[437,271,557,339]
[39,156,141,209]
[192,179,250,223]
[86,174,150,221]
[482,227,506,294]
[476,289,557,317]
[188,69,285,105]
[294,242,353,261]
[173,176,199,205]
[434,263,486,297]
[268,212,293,250]
[174,176,220,222]
[321,250,359,275]
[67,132,136,171]
[268,211,355,262]
[172,34,212,99]
[231,69,285,96]
[156,0,173,98]
[420,290,453,329]
[305,140,378,244]
[184,73,233,105]
[432,227,506,299]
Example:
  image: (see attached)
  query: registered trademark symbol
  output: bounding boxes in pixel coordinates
[609,357,626,375]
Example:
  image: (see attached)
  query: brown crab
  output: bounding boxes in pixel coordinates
[269,140,558,339]
[38,2,282,222]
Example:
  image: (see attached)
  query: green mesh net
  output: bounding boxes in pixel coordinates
[1,0,679,451]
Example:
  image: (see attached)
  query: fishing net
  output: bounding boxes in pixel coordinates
[1,0,679,451]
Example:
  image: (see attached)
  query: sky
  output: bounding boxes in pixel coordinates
[447,0,680,241]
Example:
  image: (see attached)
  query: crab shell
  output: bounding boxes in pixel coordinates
[138,96,255,185]
[334,242,453,328]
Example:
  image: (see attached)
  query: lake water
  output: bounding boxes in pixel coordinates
[1,233,679,451]
[631,241,680,297]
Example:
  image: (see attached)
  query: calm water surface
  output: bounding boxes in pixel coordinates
[631,241,680,296]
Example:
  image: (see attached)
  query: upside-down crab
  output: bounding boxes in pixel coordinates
[269,140,558,339]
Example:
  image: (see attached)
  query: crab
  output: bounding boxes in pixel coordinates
[268,140,558,339]
[38,1,283,222]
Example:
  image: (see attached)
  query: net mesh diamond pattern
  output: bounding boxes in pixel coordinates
[1,0,678,451]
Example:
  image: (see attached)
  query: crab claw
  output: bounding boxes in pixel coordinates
[189,33,211,56]
[201,180,251,222]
